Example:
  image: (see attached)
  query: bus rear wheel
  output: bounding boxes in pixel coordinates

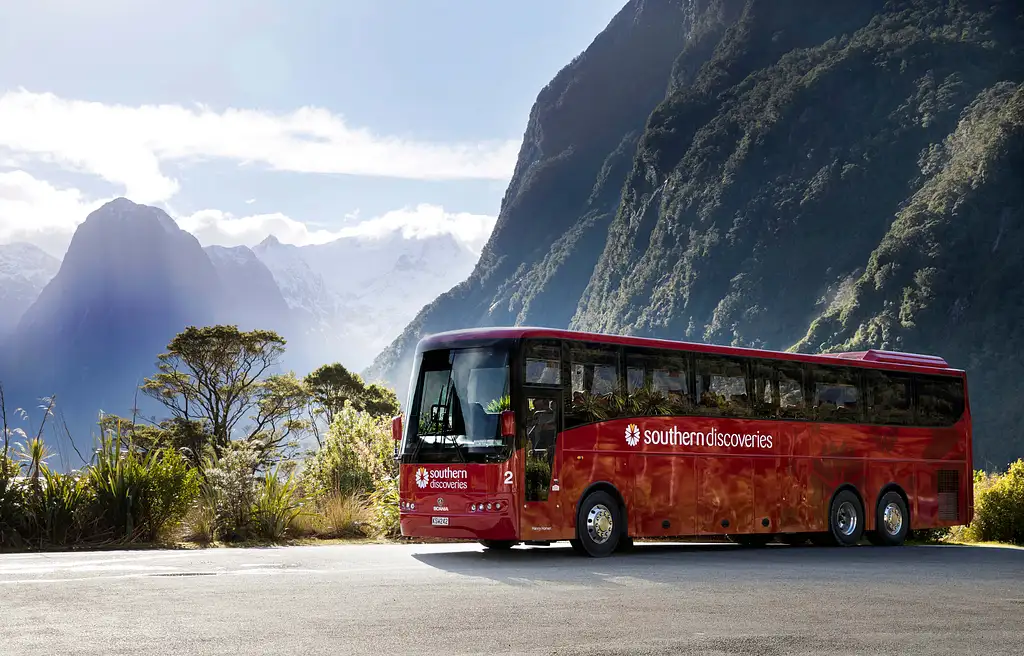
[828,489,864,546]
[479,540,516,551]
[868,491,909,547]
[575,490,622,558]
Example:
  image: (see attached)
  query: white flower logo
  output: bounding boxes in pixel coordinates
[415,467,430,489]
[625,423,641,447]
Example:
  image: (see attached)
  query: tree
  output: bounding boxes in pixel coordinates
[360,383,400,420]
[304,364,401,447]
[98,414,213,466]
[141,325,307,458]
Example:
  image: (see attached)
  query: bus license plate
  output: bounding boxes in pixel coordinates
[431,516,449,526]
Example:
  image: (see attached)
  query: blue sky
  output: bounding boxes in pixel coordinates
[0,0,626,258]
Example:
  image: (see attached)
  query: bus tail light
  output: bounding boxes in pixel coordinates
[500,410,516,438]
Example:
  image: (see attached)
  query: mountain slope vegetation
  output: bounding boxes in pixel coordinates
[367,0,1024,468]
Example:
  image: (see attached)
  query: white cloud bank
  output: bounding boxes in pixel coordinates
[0,90,509,258]
[0,170,495,258]
[0,89,519,204]
[180,204,496,254]
[0,170,108,257]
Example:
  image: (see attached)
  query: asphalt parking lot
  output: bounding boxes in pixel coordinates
[1,541,1022,655]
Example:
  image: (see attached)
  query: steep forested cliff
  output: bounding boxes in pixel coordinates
[366,0,1024,469]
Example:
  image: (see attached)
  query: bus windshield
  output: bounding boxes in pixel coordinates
[402,346,512,464]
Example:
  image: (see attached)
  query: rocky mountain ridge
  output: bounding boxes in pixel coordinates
[366,0,1024,469]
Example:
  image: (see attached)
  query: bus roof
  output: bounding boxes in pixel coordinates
[418,327,963,376]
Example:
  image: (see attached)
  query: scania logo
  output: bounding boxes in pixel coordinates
[436,497,445,507]
[415,467,430,489]
[625,423,641,447]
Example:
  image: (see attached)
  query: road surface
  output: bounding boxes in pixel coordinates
[1,541,1022,655]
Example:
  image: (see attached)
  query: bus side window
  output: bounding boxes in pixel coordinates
[523,339,562,386]
[753,360,806,420]
[566,342,619,428]
[695,354,752,418]
[865,370,913,426]
[810,364,862,423]
[776,363,807,420]
[625,348,690,416]
[916,375,965,427]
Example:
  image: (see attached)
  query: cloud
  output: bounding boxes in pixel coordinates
[178,204,496,254]
[0,170,110,258]
[0,89,519,204]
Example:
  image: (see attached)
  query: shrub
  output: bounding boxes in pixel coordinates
[302,405,395,499]
[31,468,89,546]
[87,436,201,543]
[367,476,400,539]
[0,465,28,548]
[252,467,303,540]
[183,487,218,545]
[315,493,372,538]
[201,441,261,541]
[962,459,1024,545]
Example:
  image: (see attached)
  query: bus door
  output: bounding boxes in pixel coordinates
[519,389,564,541]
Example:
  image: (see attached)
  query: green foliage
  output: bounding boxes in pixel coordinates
[3,342,407,550]
[314,493,373,539]
[305,364,401,447]
[141,325,304,459]
[252,466,303,541]
[201,441,261,541]
[569,385,687,422]
[367,476,400,539]
[961,460,1024,546]
[302,405,395,500]
[0,464,27,547]
[32,468,88,546]
[485,395,511,413]
[88,431,200,543]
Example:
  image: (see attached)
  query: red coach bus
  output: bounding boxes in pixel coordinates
[392,327,972,557]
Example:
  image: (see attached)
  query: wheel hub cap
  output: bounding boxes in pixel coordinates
[883,502,903,536]
[587,504,614,544]
[836,501,858,536]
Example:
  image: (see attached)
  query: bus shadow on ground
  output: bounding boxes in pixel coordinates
[410,541,1024,588]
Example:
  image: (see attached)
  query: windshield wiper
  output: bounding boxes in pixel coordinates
[441,381,467,464]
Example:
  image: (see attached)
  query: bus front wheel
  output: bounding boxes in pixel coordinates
[575,490,622,558]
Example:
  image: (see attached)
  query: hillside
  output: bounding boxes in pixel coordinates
[366,0,1024,469]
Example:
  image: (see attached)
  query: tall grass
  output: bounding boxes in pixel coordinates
[34,468,88,545]
[87,432,200,543]
[252,467,303,540]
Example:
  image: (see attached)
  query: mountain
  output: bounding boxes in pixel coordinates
[204,244,296,335]
[366,0,1024,469]
[0,242,61,336]
[254,231,478,371]
[0,196,485,460]
[0,198,224,459]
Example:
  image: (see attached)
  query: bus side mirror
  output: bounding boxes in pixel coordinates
[391,415,403,441]
[500,410,516,438]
